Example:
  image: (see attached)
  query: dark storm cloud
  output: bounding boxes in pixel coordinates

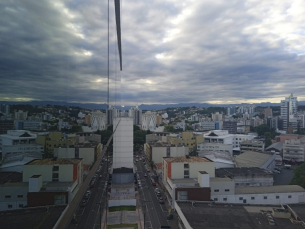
[1,0,305,105]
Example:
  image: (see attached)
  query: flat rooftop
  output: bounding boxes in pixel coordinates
[216,167,273,177]
[164,156,212,163]
[235,185,305,195]
[25,158,82,165]
[177,202,305,229]
[0,205,67,229]
[110,182,135,200]
[0,172,22,184]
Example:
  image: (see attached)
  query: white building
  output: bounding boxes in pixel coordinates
[197,142,233,155]
[128,106,142,125]
[0,182,28,211]
[145,142,189,164]
[281,93,298,131]
[14,110,28,120]
[211,112,224,121]
[198,121,215,131]
[141,111,157,131]
[106,106,119,125]
[54,143,102,165]
[203,130,255,149]
[212,184,305,205]
[91,111,106,131]
[113,117,133,169]
[283,137,305,163]
[237,104,255,114]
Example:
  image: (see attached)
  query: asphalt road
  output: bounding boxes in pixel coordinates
[136,155,169,229]
[69,157,109,229]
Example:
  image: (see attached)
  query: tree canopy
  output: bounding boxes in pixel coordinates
[290,163,305,188]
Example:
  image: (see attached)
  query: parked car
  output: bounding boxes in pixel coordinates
[273,169,280,174]
[81,200,87,207]
[159,199,165,204]
[99,175,103,179]
[155,188,160,193]
[156,191,161,196]
[152,182,156,186]
[144,173,147,177]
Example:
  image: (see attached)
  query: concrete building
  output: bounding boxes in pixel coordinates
[113,117,133,169]
[198,121,216,131]
[145,141,189,164]
[75,132,101,143]
[0,119,14,135]
[240,140,265,153]
[211,112,224,121]
[54,142,102,166]
[128,106,142,125]
[197,142,233,155]
[141,111,157,131]
[283,137,305,163]
[203,130,255,149]
[169,132,203,150]
[223,121,237,134]
[175,201,305,229]
[212,185,305,205]
[264,107,273,118]
[14,110,28,120]
[227,107,236,116]
[237,104,255,114]
[91,111,106,131]
[15,120,43,131]
[162,156,215,207]
[235,151,276,171]
[36,132,76,158]
[281,93,298,131]
[106,106,119,125]
[215,167,274,187]
[145,132,171,143]
[0,104,10,114]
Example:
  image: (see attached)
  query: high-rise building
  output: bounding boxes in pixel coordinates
[264,107,272,118]
[91,111,106,131]
[227,107,236,116]
[0,104,10,114]
[106,106,119,125]
[281,93,298,131]
[128,106,142,125]
[141,111,157,131]
[113,117,133,169]
[223,121,237,134]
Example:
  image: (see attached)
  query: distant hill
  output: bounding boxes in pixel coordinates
[1,100,305,110]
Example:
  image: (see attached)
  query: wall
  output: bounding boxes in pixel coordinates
[175,187,211,201]
[210,180,235,195]
[23,165,52,182]
[0,183,28,211]
[113,117,133,169]
[212,192,305,205]
[59,164,73,182]
[27,191,68,207]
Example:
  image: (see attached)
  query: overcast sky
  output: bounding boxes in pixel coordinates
[1,0,305,106]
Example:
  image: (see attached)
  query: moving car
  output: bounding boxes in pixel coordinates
[81,200,87,207]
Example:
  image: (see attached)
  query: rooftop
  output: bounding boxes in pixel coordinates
[113,167,133,174]
[235,151,274,167]
[210,177,232,182]
[266,142,283,151]
[164,156,212,163]
[25,158,82,165]
[177,201,305,229]
[216,167,273,177]
[0,172,22,184]
[109,182,135,200]
[0,205,67,229]
[235,185,305,195]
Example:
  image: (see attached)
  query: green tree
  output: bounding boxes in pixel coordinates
[290,163,305,188]
[71,125,82,132]
[134,130,147,145]
[134,125,140,131]
[164,125,175,132]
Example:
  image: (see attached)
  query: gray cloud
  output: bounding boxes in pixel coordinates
[1,0,305,106]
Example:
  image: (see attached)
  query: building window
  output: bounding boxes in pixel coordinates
[288,195,291,198]
[17,195,23,198]
[214,198,218,201]
[8,204,12,209]
[239,197,243,200]
[223,198,227,201]
[184,170,189,178]
[5,195,11,198]
[251,197,255,200]
[19,204,23,208]
[53,166,59,171]
[184,164,189,169]
[276,196,279,199]
[214,189,219,192]
[178,191,188,200]
[264,196,267,199]
[225,189,230,192]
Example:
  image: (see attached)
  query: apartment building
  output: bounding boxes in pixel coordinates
[283,137,305,163]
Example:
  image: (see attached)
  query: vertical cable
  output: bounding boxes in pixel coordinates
[107,0,110,110]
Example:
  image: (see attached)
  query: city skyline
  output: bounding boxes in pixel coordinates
[1,0,305,105]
